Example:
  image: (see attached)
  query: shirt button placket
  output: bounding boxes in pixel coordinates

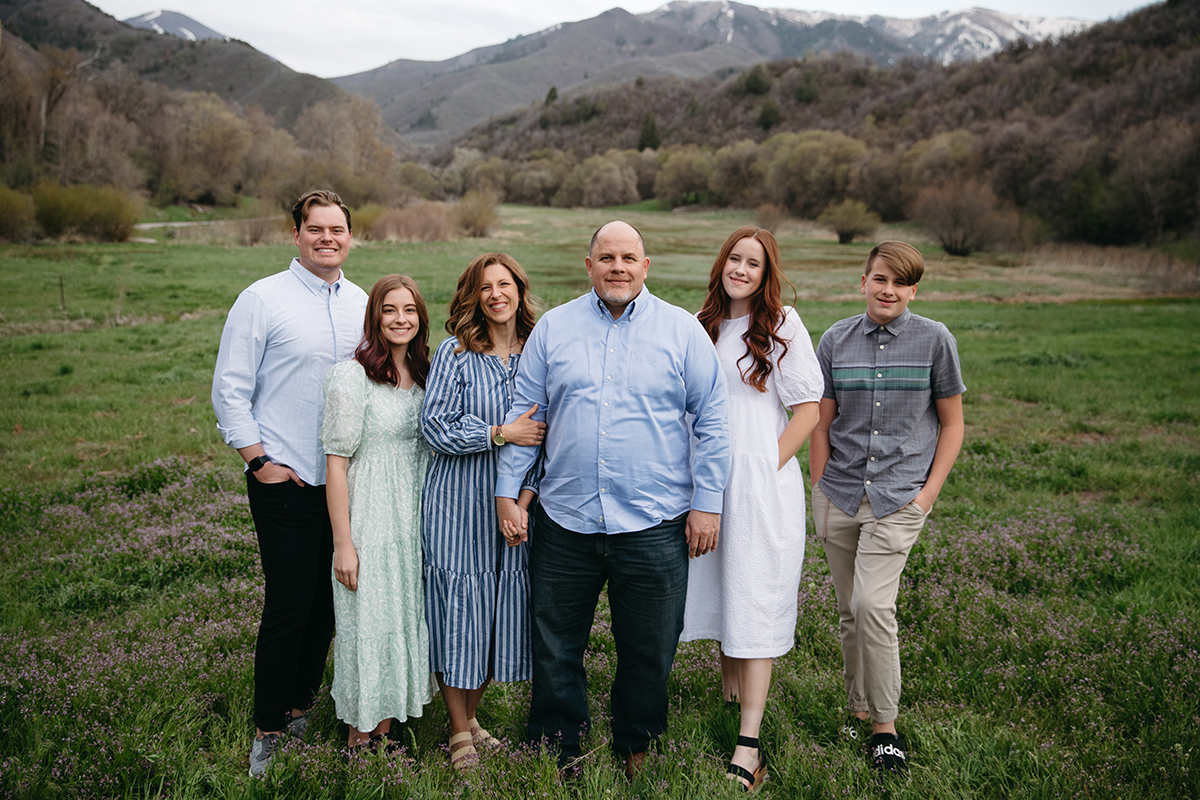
[598,322,620,528]
[868,331,886,481]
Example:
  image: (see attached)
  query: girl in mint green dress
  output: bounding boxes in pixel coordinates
[322,274,433,749]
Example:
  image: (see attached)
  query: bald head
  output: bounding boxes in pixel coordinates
[590,221,645,260]
[586,220,650,319]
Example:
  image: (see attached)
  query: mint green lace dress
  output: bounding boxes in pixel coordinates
[321,360,432,730]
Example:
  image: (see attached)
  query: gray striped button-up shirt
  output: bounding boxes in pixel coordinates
[816,308,965,518]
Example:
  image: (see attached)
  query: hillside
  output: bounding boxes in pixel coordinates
[644,2,1089,65]
[459,0,1197,162]
[123,10,229,43]
[333,2,1091,146]
[333,8,761,144]
[443,0,1197,246]
[0,0,341,129]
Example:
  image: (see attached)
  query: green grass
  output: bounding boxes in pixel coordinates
[0,206,1198,798]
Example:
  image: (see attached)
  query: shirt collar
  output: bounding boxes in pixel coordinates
[288,258,344,295]
[590,285,651,322]
[858,307,913,336]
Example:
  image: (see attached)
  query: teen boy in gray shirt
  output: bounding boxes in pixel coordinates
[809,241,965,773]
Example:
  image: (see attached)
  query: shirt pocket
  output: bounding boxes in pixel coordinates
[627,352,672,397]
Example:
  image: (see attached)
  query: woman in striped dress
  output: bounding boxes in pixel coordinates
[420,252,545,770]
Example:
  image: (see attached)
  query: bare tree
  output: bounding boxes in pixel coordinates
[913,180,1018,256]
[1113,119,1196,245]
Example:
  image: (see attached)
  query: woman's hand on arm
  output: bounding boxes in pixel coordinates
[326,454,359,591]
[777,401,820,471]
[496,404,545,447]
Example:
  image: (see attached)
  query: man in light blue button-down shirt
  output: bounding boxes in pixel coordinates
[212,190,368,776]
[496,221,730,773]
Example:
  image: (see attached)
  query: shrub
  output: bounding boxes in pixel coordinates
[756,203,786,233]
[734,64,772,96]
[793,70,819,103]
[0,186,35,241]
[369,203,455,242]
[818,199,881,243]
[554,155,639,208]
[454,190,499,237]
[764,131,868,217]
[350,204,388,241]
[32,182,140,241]
[757,99,781,131]
[396,162,442,200]
[653,146,714,207]
[912,180,1019,256]
[711,141,766,207]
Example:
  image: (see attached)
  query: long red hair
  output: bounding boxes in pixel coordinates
[697,226,795,393]
[355,274,431,389]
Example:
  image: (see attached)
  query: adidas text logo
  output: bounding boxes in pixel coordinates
[873,744,906,759]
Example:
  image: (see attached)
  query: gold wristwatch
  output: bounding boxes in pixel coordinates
[492,426,506,446]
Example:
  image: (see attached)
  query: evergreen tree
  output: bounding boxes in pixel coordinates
[638,111,660,152]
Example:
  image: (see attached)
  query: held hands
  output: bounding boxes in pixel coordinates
[685,510,721,558]
[497,497,529,546]
[334,545,359,591]
[500,404,545,447]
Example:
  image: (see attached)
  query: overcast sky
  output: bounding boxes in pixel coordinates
[88,0,1153,79]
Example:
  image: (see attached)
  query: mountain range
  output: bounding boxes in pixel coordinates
[122,9,228,42]
[0,0,1092,147]
[331,1,1091,144]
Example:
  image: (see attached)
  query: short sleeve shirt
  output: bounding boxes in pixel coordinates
[816,308,965,518]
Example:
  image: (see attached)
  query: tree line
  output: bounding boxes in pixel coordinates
[453,0,1200,249]
[1,0,1197,252]
[0,26,405,239]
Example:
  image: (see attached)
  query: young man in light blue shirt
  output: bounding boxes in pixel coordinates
[212,190,368,776]
[496,221,730,777]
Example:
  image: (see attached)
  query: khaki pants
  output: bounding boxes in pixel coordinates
[812,485,929,724]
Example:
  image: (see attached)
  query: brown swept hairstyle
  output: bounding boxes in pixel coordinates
[697,226,797,393]
[291,189,351,231]
[864,240,925,285]
[445,252,539,354]
[355,275,430,389]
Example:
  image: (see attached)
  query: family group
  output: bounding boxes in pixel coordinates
[210,189,965,789]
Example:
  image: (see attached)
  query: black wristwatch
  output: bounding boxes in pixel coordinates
[248,455,272,473]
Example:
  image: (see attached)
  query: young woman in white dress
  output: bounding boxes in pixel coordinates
[680,227,823,791]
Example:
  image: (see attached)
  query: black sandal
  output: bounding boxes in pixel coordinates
[725,735,768,792]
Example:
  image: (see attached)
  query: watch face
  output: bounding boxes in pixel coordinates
[492,433,505,446]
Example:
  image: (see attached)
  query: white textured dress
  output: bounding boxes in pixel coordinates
[680,308,824,658]
[321,360,432,730]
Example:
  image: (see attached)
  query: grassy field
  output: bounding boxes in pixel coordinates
[1,206,1198,798]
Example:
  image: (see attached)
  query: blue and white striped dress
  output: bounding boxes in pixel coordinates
[420,336,539,689]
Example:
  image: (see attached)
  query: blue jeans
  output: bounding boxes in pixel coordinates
[528,502,689,759]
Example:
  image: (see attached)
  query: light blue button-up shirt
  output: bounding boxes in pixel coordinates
[212,259,368,486]
[496,287,730,534]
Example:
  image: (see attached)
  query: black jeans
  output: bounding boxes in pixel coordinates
[246,474,335,732]
[528,502,689,759]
